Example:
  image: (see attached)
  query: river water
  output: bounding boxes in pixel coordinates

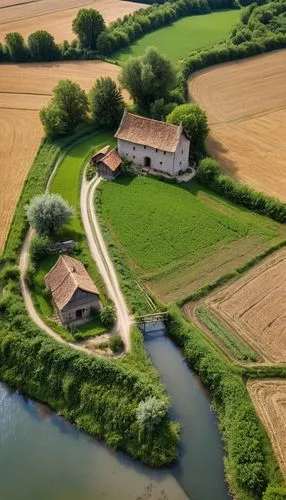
[0,329,230,500]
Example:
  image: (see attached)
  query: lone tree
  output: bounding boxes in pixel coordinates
[136,397,168,433]
[28,30,59,61]
[89,77,124,129]
[72,8,106,50]
[167,103,209,152]
[5,32,27,62]
[26,194,73,235]
[120,47,176,110]
[40,79,88,138]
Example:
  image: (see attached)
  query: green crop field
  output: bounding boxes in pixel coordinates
[99,176,286,301]
[113,10,241,64]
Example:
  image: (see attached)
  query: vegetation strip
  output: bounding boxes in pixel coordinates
[196,306,259,362]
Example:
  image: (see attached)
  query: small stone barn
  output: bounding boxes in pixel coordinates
[45,255,100,326]
[90,145,122,180]
[115,111,192,176]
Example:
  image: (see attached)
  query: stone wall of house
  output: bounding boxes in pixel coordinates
[118,136,190,176]
[60,289,100,325]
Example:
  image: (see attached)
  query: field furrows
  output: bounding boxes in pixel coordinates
[205,249,286,364]
[189,50,286,201]
[0,60,121,253]
[0,0,146,42]
[248,380,286,478]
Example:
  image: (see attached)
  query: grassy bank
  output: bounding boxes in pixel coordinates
[112,10,241,64]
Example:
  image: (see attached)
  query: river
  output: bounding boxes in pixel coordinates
[0,329,230,500]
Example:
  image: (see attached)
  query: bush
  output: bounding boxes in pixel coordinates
[109,334,124,353]
[0,265,20,286]
[263,485,286,500]
[100,304,116,327]
[30,235,50,262]
[27,30,59,61]
[198,157,286,223]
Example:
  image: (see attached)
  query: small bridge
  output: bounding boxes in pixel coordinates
[137,311,168,336]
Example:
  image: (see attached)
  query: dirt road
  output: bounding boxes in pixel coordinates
[81,174,131,351]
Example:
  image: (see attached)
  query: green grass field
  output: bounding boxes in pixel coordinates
[99,176,286,301]
[113,10,241,64]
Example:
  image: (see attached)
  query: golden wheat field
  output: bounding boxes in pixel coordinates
[248,380,286,479]
[189,50,286,202]
[206,248,286,364]
[0,60,121,252]
[0,0,146,42]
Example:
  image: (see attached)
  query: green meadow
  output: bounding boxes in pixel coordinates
[99,176,285,300]
[113,10,241,64]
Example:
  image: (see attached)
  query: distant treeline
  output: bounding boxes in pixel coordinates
[0,0,239,63]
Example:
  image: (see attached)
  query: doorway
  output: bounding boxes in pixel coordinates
[144,156,151,168]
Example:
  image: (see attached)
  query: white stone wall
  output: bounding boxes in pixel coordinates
[118,137,190,176]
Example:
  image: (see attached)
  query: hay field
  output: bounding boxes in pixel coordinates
[0,60,121,253]
[248,380,286,479]
[0,0,146,42]
[189,50,286,202]
[206,248,286,364]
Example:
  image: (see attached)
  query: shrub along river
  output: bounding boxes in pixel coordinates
[0,326,230,500]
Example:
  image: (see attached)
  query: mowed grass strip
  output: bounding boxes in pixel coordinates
[112,10,241,64]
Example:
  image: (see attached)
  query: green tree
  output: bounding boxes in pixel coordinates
[53,80,88,130]
[26,194,73,235]
[5,32,27,62]
[39,104,68,140]
[167,103,209,151]
[136,397,168,432]
[28,30,59,61]
[120,47,176,110]
[72,8,106,50]
[263,485,286,500]
[89,77,124,129]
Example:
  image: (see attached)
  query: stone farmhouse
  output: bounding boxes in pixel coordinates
[115,111,192,177]
[45,255,100,326]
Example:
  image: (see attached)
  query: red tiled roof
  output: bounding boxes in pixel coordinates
[45,255,99,311]
[100,149,122,172]
[91,145,110,162]
[115,111,184,153]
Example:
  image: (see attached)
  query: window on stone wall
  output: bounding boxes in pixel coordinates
[160,161,162,165]
[181,150,183,154]
[155,149,158,152]
[133,155,135,159]
[164,151,166,155]
[144,145,146,149]
[179,161,181,165]
[133,146,135,151]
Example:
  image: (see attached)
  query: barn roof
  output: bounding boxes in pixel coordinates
[92,145,110,162]
[100,149,122,172]
[115,111,185,153]
[45,255,99,311]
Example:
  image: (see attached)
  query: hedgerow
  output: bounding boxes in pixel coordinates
[197,158,286,223]
[167,304,284,498]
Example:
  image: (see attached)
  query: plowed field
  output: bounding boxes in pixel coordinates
[205,248,286,364]
[248,380,286,478]
[189,50,286,202]
[0,0,146,42]
[0,60,121,253]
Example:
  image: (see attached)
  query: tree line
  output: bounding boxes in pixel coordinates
[0,0,238,63]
